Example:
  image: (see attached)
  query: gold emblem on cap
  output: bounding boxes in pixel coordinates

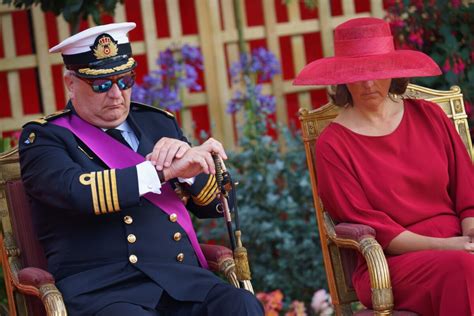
[28,132,36,144]
[92,34,118,60]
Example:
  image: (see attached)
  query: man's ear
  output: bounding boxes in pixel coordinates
[64,71,75,98]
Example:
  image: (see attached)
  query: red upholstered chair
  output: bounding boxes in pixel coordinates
[0,147,244,316]
[298,84,473,316]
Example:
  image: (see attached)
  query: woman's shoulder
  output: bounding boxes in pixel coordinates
[404,97,453,135]
[315,123,349,159]
[404,98,446,117]
[316,123,341,146]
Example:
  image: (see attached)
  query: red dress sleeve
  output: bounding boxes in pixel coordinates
[315,136,406,249]
[427,100,474,220]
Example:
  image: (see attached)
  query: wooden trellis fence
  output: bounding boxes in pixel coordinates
[0,0,385,148]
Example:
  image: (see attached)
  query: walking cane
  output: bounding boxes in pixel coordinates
[212,154,254,293]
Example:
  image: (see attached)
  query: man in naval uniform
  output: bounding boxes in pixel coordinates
[19,22,263,316]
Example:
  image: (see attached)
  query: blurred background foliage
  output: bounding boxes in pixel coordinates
[386,0,474,137]
[1,0,124,33]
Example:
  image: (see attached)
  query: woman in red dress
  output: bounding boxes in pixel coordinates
[294,17,474,315]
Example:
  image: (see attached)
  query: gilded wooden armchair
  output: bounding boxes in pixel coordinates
[0,147,245,316]
[299,84,473,316]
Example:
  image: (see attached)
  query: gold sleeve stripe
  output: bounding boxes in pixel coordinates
[192,192,217,206]
[200,182,218,202]
[110,169,121,211]
[198,184,218,206]
[195,175,216,201]
[79,172,100,215]
[192,183,218,206]
[103,170,114,212]
[96,171,108,214]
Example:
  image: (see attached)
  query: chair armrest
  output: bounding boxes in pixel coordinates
[200,243,239,288]
[16,267,67,316]
[334,223,376,242]
[18,267,55,288]
[200,243,234,272]
[323,217,394,315]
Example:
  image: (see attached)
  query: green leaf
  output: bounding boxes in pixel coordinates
[62,0,83,23]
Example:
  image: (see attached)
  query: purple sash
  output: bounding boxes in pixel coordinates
[52,114,208,269]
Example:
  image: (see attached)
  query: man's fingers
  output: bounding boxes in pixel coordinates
[201,138,228,160]
[202,152,215,174]
[175,144,188,159]
[150,138,191,170]
[162,145,181,168]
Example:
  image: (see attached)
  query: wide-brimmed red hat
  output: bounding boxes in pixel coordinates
[293,17,441,85]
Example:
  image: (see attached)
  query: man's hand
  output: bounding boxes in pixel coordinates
[162,138,227,180]
[146,137,191,171]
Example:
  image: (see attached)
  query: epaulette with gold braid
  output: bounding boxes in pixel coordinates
[23,109,72,127]
[131,102,175,119]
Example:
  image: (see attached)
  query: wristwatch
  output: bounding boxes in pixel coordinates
[157,170,166,183]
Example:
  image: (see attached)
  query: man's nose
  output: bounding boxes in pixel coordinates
[107,83,122,97]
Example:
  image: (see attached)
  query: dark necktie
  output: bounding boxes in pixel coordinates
[106,129,132,149]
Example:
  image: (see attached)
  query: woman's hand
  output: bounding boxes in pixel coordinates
[387,231,474,255]
[146,138,191,171]
[441,236,474,253]
[461,217,474,239]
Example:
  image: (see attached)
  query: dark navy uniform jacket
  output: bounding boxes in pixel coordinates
[19,102,227,315]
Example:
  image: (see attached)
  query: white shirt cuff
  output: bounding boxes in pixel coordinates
[137,161,162,195]
[178,177,195,186]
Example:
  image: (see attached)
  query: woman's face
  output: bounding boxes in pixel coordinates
[346,79,392,108]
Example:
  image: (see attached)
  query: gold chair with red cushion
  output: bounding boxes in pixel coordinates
[0,147,241,316]
[298,84,473,316]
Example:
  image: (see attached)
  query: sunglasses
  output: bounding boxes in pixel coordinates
[76,71,136,93]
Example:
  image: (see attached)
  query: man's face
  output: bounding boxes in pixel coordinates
[65,71,133,128]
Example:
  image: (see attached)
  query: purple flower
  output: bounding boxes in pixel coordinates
[131,85,148,104]
[227,47,281,115]
[181,44,203,69]
[250,48,281,80]
[230,62,242,83]
[156,87,183,111]
[252,85,276,114]
[158,49,174,68]
[257,94,276,114]
[183,64,202,91]
[227,91,244,114]
[132,44,204,112]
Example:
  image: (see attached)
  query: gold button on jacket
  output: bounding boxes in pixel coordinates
[129,254,138,264]
[123,216,133,224]
[176,253,184,262]
[169,213,178,222]
[127,234,137,243]
[173,232,182,241]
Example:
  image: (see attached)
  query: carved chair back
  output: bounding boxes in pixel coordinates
[0,147,49,315]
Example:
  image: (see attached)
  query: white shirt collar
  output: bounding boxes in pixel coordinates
[102,121,133,133]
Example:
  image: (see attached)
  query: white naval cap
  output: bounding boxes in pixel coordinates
[49,22,137,78]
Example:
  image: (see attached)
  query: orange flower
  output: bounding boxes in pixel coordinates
[256,289,284,315]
